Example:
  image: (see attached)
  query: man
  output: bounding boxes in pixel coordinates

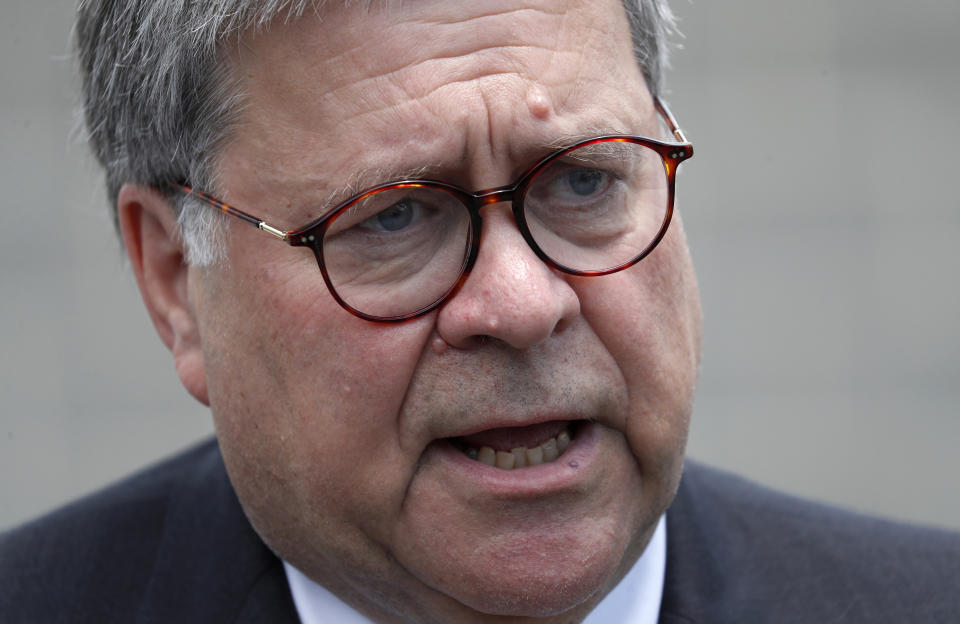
[1,1,957,622]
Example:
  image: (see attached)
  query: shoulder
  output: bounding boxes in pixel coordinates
[661,461,960,623]
[0,439,242,622]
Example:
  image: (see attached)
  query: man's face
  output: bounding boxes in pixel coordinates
[190,0,701,620]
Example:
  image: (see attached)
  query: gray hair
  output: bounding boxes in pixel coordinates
[75,0,677,266]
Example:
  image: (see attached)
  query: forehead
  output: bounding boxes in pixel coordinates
[220,0,652,216]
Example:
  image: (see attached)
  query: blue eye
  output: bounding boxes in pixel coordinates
[375,200,416,231]
[534,167,614,206]
[564,169,605,197]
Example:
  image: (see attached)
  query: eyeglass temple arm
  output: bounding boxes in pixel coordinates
[654,96,689,144]
[169,184,289,241]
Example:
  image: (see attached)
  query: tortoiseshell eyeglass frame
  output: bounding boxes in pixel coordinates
[168,97,693,323]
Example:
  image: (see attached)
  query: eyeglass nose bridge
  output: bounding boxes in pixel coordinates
[457,182,523,264]
[469,184,518,208]
[456,182,561,283]
[464,183,538,242]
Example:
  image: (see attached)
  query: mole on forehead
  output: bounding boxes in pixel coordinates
[526,84,553,120]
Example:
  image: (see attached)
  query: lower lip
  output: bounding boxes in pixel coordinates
[427,422,602,497]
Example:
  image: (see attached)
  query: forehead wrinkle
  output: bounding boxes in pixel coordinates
[234,57,564,201]
[315,42,565,123]
[324,65,635,159]
[412,4,566,27]
[295,4,590,112]
[294,8,572,104]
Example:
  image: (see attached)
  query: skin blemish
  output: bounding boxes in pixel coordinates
[568,460,580,469]
[526,85,552,120]
[430,335,448,355]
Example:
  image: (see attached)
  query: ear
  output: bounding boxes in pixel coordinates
[117,184,210,405]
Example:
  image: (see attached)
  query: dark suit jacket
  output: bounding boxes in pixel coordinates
[2,438,958,623]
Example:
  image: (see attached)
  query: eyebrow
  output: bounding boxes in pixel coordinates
[548,118,672,149]
[308,163,441,219]
[545,126,635,151]
[299,125,649,221]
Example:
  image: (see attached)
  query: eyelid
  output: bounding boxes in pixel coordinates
[318,164,442,216]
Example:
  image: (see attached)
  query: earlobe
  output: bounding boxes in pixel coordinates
[117,184,210,406]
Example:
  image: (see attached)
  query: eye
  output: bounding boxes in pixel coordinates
[327,186,462,242]
[563,169,607,197]
[532,166,616,206]
[361,198,422,232]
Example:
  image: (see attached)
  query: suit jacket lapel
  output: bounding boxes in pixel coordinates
[658,462,730,624]
[135,442,300,623]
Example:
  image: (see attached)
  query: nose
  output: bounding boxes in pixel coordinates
[435,204,581,350]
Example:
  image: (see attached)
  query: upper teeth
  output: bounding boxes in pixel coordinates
[465,429,572,470]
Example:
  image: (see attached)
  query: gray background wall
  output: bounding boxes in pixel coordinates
[2,1,958,532]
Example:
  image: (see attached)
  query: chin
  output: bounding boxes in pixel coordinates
[428,533,629,619]
[451,579,599,619]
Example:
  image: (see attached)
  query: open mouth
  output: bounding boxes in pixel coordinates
[448,421,583,470]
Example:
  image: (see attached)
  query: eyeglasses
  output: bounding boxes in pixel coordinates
[170,97,692,322]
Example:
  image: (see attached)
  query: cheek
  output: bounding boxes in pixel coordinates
[575,222,700,475]
[195,256,437,559]
[203,252,431,424]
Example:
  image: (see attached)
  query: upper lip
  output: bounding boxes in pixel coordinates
[436,414,583,441]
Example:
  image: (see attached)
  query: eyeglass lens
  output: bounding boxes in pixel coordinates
[320,139,669,319]
[322,185,473,319]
